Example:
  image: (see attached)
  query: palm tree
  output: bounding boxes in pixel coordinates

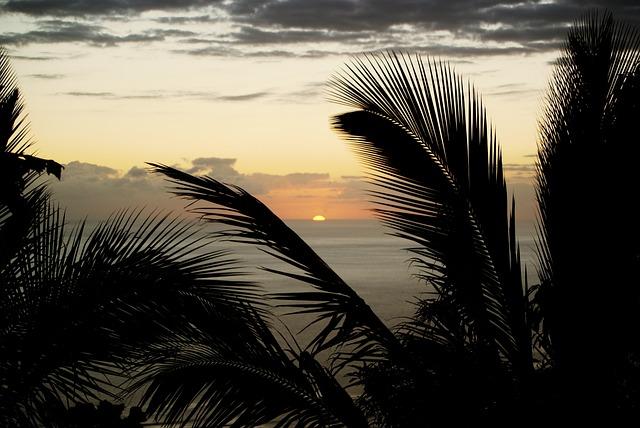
[0,49,259,426]
[133,10,640,426]
[533,11,640,415]
[5,10,640,426]
[0,48,63,268]
[139,49,527,428]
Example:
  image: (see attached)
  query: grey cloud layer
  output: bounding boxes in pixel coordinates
[4,1,640,57]
[2,0,222,16]
[50,158,364,219]
[223,0,640,54]
[0,19,199,46]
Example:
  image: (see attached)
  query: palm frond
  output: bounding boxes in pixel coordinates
[0,47,63,267]
[329,52,526,371]
[0,47,62,172]
[534,10,640,408]
[0,205,256,425]
[128,302,367,427]
[149,163,400,367]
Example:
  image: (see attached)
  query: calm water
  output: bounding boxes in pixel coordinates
[207,219,538,327]
[74,218,538,326]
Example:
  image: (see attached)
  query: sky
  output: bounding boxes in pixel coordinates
[2,0,639,221]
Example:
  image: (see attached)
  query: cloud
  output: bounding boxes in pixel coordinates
[26,73,64,79]
[47,158,537,223]
[187,157,239,176]
[172,45,345,58]
[227,0,640,34]
[2,0,223,16]
[62,91,115,97]
[49,158,367,220]
[6,0,640,58]
[49,161,176,219]
[63,161,119,178]
[229,25,375,45]
[216,91,270,101]
[221,0,640,57]
[9,53,61,61]
[57,89,273,102]
[503,163,536,182]
[153,14,216,24]
[0,20,165,46]
[278,81,325,102]
[486,83,540,97]
[183,157,332,195]
[152,28,199,37]
[125,166,147,178]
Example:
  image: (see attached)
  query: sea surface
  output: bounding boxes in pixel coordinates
[75,217,539,327]
[226,219,538,325]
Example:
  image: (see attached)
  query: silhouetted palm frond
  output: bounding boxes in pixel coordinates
[329,52,528,375]
[0,48,63,184]
[534,10,640,411]
[0,47,63,266]
[148,163,400,368]
[0,205,256,426]
[128,301,367,427]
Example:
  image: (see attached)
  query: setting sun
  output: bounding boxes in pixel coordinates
[312,215,326,221]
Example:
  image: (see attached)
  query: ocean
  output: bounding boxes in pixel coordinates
[72,217,538,326]
[225,219,538,326]
[66,217,538,329]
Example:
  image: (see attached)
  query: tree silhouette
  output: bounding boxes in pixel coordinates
[3,10,640,427]
[0,49,258,426]
[143,48,527,425]
[0,48,63,268]
[137,11,640,426]
[533,11,640,416]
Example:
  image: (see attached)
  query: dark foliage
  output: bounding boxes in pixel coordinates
[4,9,640,428]
[141,11,640,426]
[144,51,530,425]
[49,401,145,428]
[533,10,640,415]
[0,48,258,426]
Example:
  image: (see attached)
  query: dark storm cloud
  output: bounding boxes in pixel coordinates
[2,0,222,17]
[231,26,374,45]
[4,0,640,57]
[0,20,165,46]
[153,28,198,37]
[224,0,640,53]
[227,0,640,32]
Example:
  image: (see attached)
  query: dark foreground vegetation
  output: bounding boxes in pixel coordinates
[2,11,640,427]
